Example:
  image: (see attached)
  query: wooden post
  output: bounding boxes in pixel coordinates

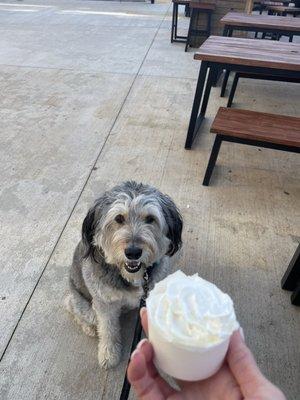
[245,0,254,13]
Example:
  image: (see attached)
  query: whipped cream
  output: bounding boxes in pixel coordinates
[147,270,239,348]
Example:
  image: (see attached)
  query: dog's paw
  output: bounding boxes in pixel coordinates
[98,341,121,369]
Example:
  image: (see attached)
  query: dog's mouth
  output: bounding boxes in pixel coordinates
[124,261,142,273]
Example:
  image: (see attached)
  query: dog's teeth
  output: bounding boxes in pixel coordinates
[125,261,141,270]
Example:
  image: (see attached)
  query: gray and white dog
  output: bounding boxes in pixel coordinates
[64,181,182,369]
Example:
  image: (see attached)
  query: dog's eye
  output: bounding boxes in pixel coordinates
[115,214,125,224]
[145,215,155,224]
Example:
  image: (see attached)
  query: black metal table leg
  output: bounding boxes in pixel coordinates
[281,244,300,306]
[220,70,230,97]
[220,25,231,95]
[185,8,194,52]
[227,73,239,107]
[223,25,229,37]
[185,4,190,17]
[185,61,208,149]
[200,66,217,115]
[174,3,179,39]
[171,3,176,42]
[291,286,300,305]
[281,244,300,290]
[202,135,222,186]
[171,3,175,43]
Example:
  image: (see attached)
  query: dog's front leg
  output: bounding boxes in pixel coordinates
[94,301,122,369]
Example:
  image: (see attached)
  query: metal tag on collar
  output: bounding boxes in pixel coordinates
[143,271,149,282]
[141,270,149,305]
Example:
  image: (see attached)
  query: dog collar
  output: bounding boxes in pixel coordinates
[121,262,157,289]
[146,262,157,277]
[140,262,158,305]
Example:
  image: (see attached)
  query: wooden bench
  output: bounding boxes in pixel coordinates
[171,0,190,43]
[171,1,216,50]
[185,2,216,52]
[202,107,300,186]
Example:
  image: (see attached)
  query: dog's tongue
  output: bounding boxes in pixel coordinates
[124,261,141,273]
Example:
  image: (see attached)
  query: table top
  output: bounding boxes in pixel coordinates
[266,5,300,11]
[220,11,300,32]
[194,36,300,71]
[260,0,289,4]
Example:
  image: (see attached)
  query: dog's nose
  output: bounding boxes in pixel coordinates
[125,246,142,260]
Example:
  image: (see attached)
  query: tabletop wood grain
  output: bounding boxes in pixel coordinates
[211,107,300,147]
[194,36,300,71]
[220,11,300,32]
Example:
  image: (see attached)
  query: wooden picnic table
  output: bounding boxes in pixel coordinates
[267,5,300,15]
[221,11,300,39]
[185,35,300,149]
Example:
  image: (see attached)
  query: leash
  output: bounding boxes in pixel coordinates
[119,270,150,400]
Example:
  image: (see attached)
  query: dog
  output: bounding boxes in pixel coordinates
[64,181,183,369]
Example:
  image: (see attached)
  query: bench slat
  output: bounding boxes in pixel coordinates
[210,107,300,148]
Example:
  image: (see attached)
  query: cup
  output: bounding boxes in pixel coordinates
[148,313,231,381]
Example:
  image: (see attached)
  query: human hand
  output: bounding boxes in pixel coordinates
[127,308,285,400]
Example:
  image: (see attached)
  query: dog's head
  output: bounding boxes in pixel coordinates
[81,181,182,281]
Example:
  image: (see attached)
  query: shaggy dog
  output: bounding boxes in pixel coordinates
[64,181,182,368]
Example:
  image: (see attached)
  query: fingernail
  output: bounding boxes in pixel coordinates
[239,327,245,341]
[137,338,148,350]
[130,349,140,361]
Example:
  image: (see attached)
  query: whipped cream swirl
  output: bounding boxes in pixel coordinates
[147,270,239,348]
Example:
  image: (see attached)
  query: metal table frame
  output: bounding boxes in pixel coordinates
[220,23,300,97]
[222,24,299,42]
[227,72,300,107]
[203,134,300,186]
[185,5,214,52]
[171,1,189,43]
[185,61,300,149]
[281,244,300,306]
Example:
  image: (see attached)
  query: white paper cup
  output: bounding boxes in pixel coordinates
[148,316,231,381]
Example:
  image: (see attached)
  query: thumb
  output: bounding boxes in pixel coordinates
[227,330,266,396]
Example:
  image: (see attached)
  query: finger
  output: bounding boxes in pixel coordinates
[127,349,173,400]
[137,339,177,398]
[140,307,149,336]
[227,330,265,396]
[137,339,153,365]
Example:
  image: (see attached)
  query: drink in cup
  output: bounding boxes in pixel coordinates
[146,270,239,381]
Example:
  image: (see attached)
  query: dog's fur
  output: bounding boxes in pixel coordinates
[64,181,182,368]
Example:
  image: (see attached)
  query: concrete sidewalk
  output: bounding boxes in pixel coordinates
[0,1,299,399]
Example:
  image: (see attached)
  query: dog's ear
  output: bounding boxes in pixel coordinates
[82,205,97,259]
[158,193,183,256]
[82,192,112,259]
